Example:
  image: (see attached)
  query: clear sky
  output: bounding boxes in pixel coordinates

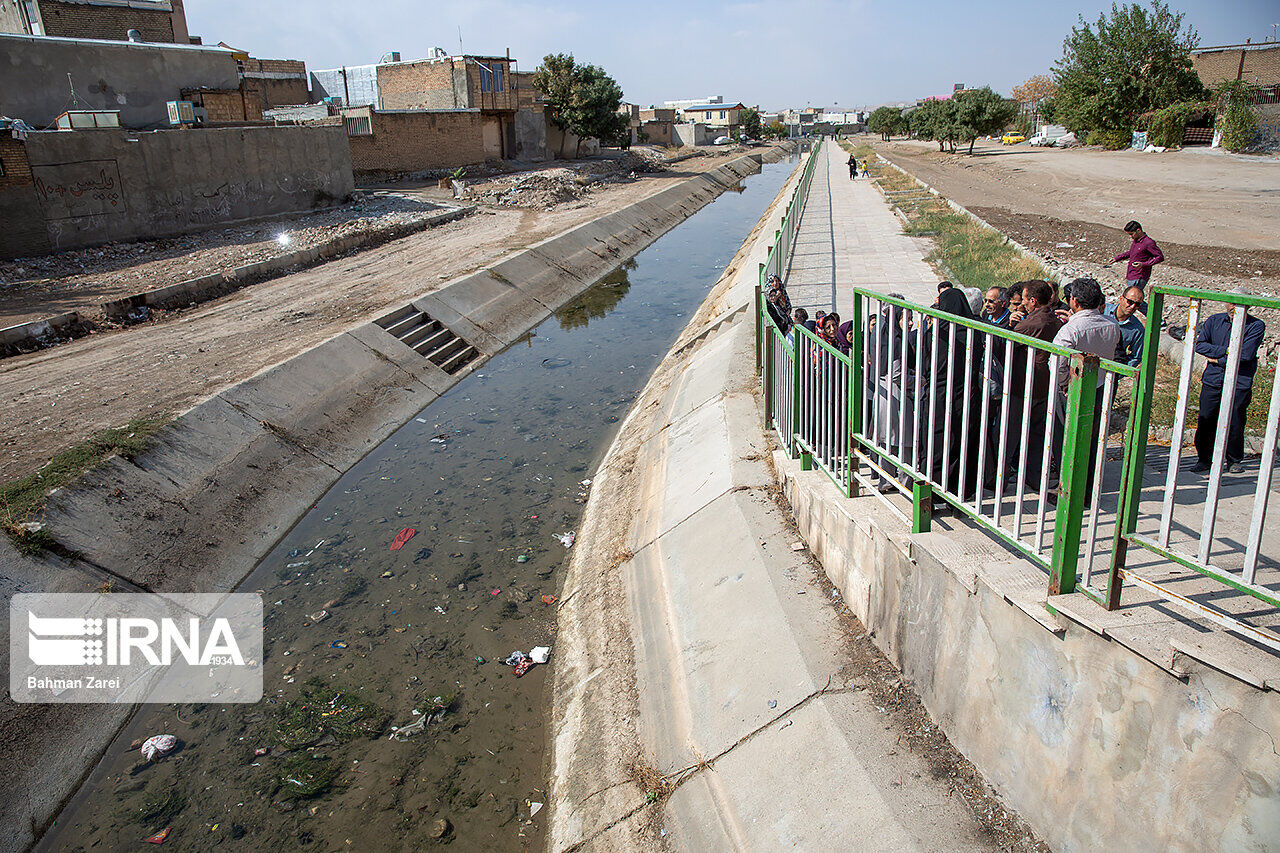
[189,0,1280,111]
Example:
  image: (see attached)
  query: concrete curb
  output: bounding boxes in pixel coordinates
[96,206,474,321]
[0,310,88,357]
[2,145,794,852]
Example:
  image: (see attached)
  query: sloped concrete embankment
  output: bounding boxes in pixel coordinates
[778,461,1280,851]
[0,147,786,851]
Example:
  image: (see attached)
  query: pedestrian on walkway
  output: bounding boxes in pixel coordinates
[1192,295,1266,474]
[1105,285,1146,367]
[848,153,858,180]
[765,287,791,334]
[766,273,792,317]
[1007,280,1063,487]
[1107,221,1164,290]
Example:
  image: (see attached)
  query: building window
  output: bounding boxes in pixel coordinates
[479,63,505,93]
[344,115,372,136]
[495,65,504,93]
[719,110,726,120]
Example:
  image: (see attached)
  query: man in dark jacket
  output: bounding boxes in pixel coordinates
[1192,300,1266,474]
[1006,280,1064,486]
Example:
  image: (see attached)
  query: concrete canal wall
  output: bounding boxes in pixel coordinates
[0,145,790,851]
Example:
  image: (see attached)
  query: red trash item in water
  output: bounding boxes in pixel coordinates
[513,659,535,677]
[389,527,416,551]
[144,827,171,844]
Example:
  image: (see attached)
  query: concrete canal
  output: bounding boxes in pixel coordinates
[39,154,798,852]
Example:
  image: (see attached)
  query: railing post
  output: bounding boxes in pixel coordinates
[912,482,933,533]
[754,268,764,376]
[1051,353,1099,596]
[848,292,864,497]
[793,325,808,467]
[1105,290,1164,609]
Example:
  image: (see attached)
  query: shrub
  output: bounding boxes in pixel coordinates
[1086,128,1133,149]
[1143,100,1214,147]
[1216,81,1257,152]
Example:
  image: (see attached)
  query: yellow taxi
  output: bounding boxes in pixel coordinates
[1001,132,1026,144]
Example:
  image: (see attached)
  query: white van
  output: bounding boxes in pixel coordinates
[1029,125,1067,147]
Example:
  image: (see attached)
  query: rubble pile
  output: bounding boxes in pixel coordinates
[462,151,670,210]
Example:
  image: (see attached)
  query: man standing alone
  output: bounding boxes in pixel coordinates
[1109,221,1164,290]
[1193,297,1266,474]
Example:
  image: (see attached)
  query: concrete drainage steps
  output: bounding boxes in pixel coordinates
[375,304,480,375]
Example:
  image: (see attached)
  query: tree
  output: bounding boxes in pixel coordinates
[953,87,1020,154]
[1216,80,1258,152]
[1011,74,1059,130]
[739,107,762,140]
[763,119,787,139]
[909,98,959,152]
[532,53,628,157]
[867,106,903,141]
[1053,0,1206,140]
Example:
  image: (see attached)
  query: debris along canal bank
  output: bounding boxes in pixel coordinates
[36,154,800,852]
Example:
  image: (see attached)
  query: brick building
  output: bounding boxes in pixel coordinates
[1192,41,1280,87]
[339,107,488,175]
[0,0,189,43]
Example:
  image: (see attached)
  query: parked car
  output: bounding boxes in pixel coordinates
[1028,125,1068,147]
[713,135,731,145]
[1001,132,1025,144]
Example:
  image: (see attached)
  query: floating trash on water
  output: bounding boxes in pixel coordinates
[254,747,269,757]
[389,527,416,551]
[541,357,571,369]
[517,555,529,563]
[530,802,544,817]
[307,610,328,623]
[475,656,486,664]
[143,827,171,844]
[434,606,447,615]
[381,571,394,579]
[389,716,427,740]
[555,532,576,549]
[491,589,502,596]
[285,561,310,569]
[541,594,557,606]
[580,479,592,487]
[330,641,348,649]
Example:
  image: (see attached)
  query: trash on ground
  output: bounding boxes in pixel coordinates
[389,716,426,740]
[429,818,453,839]
[308,610,328,623]
[541,594,557,606]
[503,651,527,667]
[530,802,544,817]
[413,547,433,563]
[254,747,269,757]
[513,659,535,677]
[434,606,447,615]
[530,646,551,664]
[140,734,178,761]
[474,656,486,664]
[517,554,529,563]
[768,698,777,709]
[491,588,502,596]
[555,532,576,548]
[790,541,805,551]
[143,827,171,844]
[381,571,394,578]
[389,527,417,551]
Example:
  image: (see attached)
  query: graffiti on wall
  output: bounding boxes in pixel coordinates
[31,160,126,220]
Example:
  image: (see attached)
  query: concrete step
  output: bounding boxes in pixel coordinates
[440,345,480,375]
[424,335,468,366]
[400,318,443,347]
[375,304,419,332]
[412,327,455,357]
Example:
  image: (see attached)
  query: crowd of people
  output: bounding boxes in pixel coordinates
[763,219,1268,496]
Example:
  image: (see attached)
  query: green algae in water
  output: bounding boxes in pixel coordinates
[274,678,388,750]
[276,755,341,800]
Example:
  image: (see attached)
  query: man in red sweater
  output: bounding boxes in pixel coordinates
[1108,220,1164,292]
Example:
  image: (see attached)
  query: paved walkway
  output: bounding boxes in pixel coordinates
[784,142,938,318]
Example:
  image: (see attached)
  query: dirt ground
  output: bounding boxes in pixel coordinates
[873,139,1280,255]
[0,148,752,484]
[871,138,1280,342]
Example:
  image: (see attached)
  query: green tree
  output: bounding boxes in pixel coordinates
[867,106,903,141]
[1053,0,1205,140]
[1216,80,1257,152]
[739,107,762,140]
[953,87,1020,154]
[532,53,628,157]
[909,98,959,151]
[1038,97,1058,124]
[763,119,787,139]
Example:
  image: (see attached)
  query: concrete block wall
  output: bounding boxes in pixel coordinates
[12,125,353,256]
[346,109,486,174]
[780,462,1280,852]
[34,0,177,42]
[0,33,239,128]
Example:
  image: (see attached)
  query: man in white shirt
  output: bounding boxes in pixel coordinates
[1050,277,1120,492]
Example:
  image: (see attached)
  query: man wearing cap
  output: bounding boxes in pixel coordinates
[1192,293,1266,474]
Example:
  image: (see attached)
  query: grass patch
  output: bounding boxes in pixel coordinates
[0,416,170,524]
[274,677,388,750]
[904,207,1049,291]
[276,755,341,800]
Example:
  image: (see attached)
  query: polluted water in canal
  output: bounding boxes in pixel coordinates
[40,154,798,852]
